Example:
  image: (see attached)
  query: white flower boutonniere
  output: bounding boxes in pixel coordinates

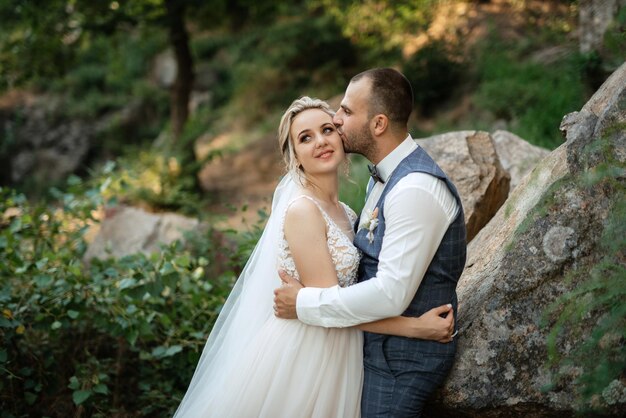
[359,207,379,244]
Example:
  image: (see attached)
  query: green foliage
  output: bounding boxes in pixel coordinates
[473,41,587,149]
[402,40,465,113]
[91,150,206,217]
[339,155,370,214]
[53,28,168,119]
[315,0,440,53]
[223,14,356,123]
[0,0,74,90]
[0,176,262,416]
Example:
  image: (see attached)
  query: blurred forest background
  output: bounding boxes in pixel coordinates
[0,0,624,416]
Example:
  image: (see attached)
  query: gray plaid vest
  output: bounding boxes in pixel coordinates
[354,146,466,355]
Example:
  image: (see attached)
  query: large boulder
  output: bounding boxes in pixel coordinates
[84,206,202,262]
[429,63,625,416]
[491,130,551,190]
[418,131,511,242]
[3,96,92,184]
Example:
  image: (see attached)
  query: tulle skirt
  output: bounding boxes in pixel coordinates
[198,317,363,418]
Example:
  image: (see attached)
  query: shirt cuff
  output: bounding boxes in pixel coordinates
[296,286,354,328]
[296,287,324,326]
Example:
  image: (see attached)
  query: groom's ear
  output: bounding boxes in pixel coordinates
[371,114,389,136]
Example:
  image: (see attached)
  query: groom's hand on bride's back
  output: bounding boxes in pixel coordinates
[273,270,303,319]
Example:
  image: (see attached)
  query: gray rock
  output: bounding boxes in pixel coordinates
[83,206,201,262]
[9,100,92,183]
[578,0,625,54]
[491,130,551,190]
[562,62,626,175]
[432,62,626,416]
[418,131,511,242]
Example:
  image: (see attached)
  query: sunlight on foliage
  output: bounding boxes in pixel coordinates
[314,0,440,52]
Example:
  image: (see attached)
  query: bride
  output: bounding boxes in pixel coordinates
[173,97,454,418]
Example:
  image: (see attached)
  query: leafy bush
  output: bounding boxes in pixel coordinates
[402,41,465,115]
[0,176,261,417]
[225,14,356,124]
[472,40,587,149]
[315,0,440,52]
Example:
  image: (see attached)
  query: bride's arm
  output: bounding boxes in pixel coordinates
[283,198,339,288]
[284,200,454,343]
[356,304,455,343]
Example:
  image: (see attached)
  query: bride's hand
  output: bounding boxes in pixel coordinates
[409,304,456,343]
[273,270,303,319]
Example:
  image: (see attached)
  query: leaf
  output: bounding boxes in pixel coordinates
[67,310,79,319]
[35,258,49,270]
[0,349,7,363]
[68,376,80,390]
[9,218,22,233]
[151,346,166,358]
[51,321,62,330]
[34,275,53,287]
[104,267,119,278]
[93,383,108,395]
[164,345,183,357]
[118,278,137,290]
[25,391,37,405]
[159,314,172,327]
[192,267,204,280]
[127,329,139,346]
[15,264,29,274]
[100,176,112,193]
[67,175,82,186]
[174,255,190,268]
[72,389,91,405]
[159,261,176,275]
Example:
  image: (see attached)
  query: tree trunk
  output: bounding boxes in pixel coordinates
[164,0,194,140]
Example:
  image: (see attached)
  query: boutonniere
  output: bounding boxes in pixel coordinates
[359,207,379,244]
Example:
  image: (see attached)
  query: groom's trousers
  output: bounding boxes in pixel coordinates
[361,335,455,418]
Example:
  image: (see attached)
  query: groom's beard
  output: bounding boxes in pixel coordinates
[340,124,377,160]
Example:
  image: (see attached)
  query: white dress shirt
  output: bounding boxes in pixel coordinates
[296,135,460,327]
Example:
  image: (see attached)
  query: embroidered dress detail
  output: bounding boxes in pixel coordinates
[278,195,360,287]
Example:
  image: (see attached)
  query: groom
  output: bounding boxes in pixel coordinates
[274,68,467,417]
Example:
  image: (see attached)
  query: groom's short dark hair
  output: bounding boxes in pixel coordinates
[351,68,414,126]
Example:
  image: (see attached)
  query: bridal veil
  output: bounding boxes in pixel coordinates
[173,174,299,417]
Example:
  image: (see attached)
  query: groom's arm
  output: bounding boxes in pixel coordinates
[293,177,458,328]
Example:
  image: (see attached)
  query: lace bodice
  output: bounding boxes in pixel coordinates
[278,196,360,287]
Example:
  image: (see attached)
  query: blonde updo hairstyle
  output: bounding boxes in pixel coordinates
[278,96,335,185]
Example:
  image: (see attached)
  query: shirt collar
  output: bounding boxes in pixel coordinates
[375,134,417,183]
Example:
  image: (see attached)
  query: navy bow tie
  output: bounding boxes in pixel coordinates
[368,164,384,184]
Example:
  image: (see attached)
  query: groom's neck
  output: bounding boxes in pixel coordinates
[370,129,408,164]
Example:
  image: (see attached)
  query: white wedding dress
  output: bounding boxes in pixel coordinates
[177,194,363,418]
